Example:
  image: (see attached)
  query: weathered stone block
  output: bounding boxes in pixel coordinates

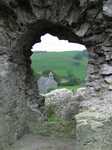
[101,64,112,75]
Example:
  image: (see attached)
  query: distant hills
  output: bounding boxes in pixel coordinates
[31,50,88,86]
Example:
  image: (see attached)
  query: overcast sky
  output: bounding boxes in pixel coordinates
[32,34,86,52]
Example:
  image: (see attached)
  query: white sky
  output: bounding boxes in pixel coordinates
[32,34,86,52]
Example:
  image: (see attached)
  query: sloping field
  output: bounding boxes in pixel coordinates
[31,51,88,82]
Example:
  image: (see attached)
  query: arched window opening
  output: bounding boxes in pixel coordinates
[31,33,88,94]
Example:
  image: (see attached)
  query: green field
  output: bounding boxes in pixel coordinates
[31,51,88,90]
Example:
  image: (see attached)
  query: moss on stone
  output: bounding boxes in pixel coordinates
[29,115,76,138]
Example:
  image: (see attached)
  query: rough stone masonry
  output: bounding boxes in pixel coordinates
[0,0,112,149]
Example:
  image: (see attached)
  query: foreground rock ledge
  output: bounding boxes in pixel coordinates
[75,109,112,150]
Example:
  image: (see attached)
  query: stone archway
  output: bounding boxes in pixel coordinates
[0,0,112,149]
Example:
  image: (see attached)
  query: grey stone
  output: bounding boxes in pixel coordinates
[61,99,79,121]
[45,88,73,105]
[75,23,90,37]
[103,0,112,17]
[101,64,112,75]
[44,88,74,119]
[10,135,76,150]
[104,76,112,84]
[108,85,112,90]
[45,87,88,120]
[75,109,112,150]
[74,87,87,101]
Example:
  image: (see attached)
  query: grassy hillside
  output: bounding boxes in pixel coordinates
[31,51,88,88]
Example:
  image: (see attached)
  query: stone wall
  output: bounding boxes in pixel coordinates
[0,0,112,149]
